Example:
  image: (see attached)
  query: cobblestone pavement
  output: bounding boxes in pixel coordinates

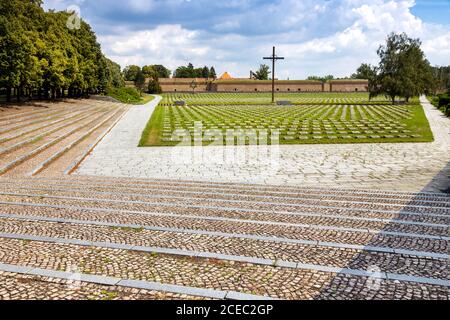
[77,96,450,193]
[0,98,448,300]
[0,176,448,300]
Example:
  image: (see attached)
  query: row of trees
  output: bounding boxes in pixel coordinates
[431,66,450,93]
[122,64,171,94]
[0,0,123,102]
[123,65,171,82]
[173,64,216,79]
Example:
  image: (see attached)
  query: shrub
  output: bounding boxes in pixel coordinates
[438,94,450,108]
[148,79,162,94]
[107,87,142,103]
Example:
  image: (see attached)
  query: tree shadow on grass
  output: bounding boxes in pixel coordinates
[312,161,449,300]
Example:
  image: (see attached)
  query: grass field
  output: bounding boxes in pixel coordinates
[159,92,391,106]
[140,93,433,147]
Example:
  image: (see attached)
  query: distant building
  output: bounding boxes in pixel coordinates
[218,72,233,80]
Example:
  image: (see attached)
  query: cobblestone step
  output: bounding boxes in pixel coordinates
[0,102,89,126]
[0,108,106,157]
[0,192,446,238]
[29,108,125,176]
[3,178,448,207]
[63,106,130,175]
[0,108,116,175]
[0,236,447,299]
[72,165,450,198]
[23,175,450,200]
[0,106,53,122]
[0,216,447,279]
[0,105,97,145]
[2,184,447,219]
[0,201,447,251]
[0,108,79,136]
[0,271,206,300]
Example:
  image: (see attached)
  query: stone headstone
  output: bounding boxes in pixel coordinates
[277,101,292,106]
[174,101,186,106]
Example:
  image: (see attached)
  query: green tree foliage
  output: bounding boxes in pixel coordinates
[142,65,157,79]
[147,79,162,94]
[123,65,141,82]
[307,75,334,82]
[201,66,209,78]
[0,0,123,102]
[173,63,216,78]
[351,64,376,80]
[431,66,450,94]
[254,64,271,80]
[209,67,217,79]
[152,64,171,78]
[351,63,377,96]
[134,69,146,93]
[372,33,433,103]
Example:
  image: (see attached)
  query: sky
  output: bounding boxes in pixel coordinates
[43,0,450,79]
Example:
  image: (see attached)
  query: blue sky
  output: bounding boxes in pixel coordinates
[43,0,450,79]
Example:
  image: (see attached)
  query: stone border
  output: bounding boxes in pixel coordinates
[1,212,448,260]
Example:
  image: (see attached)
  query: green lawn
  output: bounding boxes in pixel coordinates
[140,93,433,147]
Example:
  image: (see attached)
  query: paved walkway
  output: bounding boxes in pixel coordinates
[76,96,450,192]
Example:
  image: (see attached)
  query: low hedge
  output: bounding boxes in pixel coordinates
[107,87,142,103]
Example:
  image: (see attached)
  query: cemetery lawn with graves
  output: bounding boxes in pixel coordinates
[139,92,433,147]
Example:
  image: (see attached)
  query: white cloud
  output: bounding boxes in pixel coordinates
[99,25,211,70]
[43,0,450,78]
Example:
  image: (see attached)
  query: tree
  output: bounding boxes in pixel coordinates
[190,80,198,94]
[148,79,162,94]
[374,33,433,104]
[152,64,171,78]
[254,64,270,80]
[0,0,123,102]
[142,65,157,79]
[209,67,217,79]
[173,63,216,78]
[431,66,450,94]
[134,69,146,94]
[351,64,376,80]
[123,65,141,81]
[201,66,209,78]
[351,64,377,99]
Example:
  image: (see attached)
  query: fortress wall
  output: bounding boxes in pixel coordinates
[330,81,368,92]
[215,81,323,92]
[156,78,369,93]
[159,78,209,92]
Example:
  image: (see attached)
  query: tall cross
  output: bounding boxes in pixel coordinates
[263,46,285,103]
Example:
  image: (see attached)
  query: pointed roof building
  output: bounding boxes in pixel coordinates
[219,72,233,80]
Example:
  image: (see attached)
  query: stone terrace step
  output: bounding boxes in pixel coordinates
[0,271,206,300]
[0,236,447,299]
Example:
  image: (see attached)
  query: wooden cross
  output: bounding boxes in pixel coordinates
[263,46,285,103]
